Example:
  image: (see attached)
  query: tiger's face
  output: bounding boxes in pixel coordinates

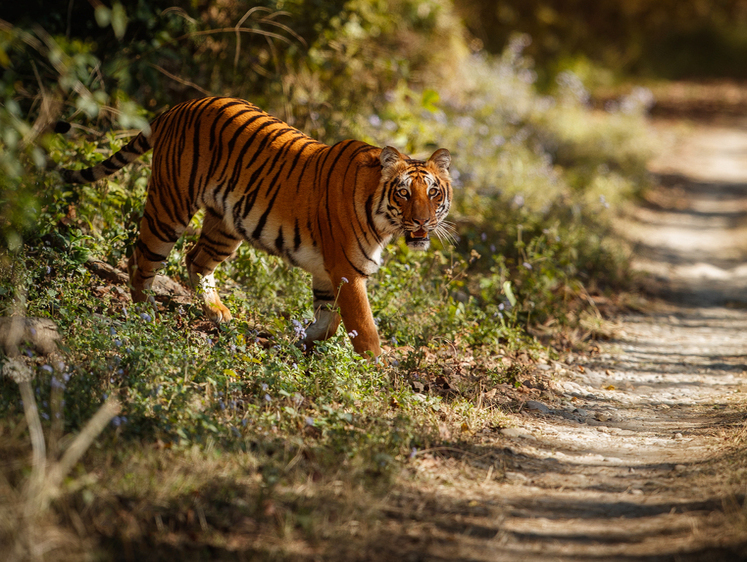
[378,146,453,251]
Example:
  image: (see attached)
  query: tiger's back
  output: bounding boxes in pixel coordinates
[61,97,453,357]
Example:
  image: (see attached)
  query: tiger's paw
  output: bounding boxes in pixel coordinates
[203,302,233,323]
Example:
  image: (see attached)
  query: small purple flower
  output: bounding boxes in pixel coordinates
[409,447,418,459]
[305,417,315,427]
[522,262,533,270]
[264,394,272,403]
[291,319,306,339]
[140,312,152,322]
[41,364,54,374]
[341,277,349,284]
[348,329,358,339]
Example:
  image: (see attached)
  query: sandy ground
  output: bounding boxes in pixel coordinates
[365,120,747,561]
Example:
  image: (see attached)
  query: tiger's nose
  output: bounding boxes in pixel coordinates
[411,218,428,238]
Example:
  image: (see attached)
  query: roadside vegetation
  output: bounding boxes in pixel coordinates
[0,1,655,559]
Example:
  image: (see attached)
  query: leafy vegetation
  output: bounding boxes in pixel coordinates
[455,0,747,87]
[0,1,655,559]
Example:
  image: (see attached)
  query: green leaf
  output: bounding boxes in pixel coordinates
[94,5,111,28]
[503,281,517,307]
[421,89,440,112]
[111,2,128,39]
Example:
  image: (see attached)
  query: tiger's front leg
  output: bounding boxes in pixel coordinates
[330,274,381,358]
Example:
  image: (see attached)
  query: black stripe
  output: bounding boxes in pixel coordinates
[274,228,284,253]
[136,239,168,262]
[341,246,368,277]
[293,219,301,251]
[312,289,334,302]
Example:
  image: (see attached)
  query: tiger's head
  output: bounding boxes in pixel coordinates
[377,146,453,251]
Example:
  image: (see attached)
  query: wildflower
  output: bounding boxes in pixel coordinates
[264,394,272,403]
[600,195,610,209]
[481,232,487,242]
[140,312,152,322]
[368,114,382,127]
[341,277,349,284]
[348,329,358,339]
[291,319,306,339]
[50,376,65,391]
[409,447,418,459]
[522,262,533,270]
[305,417,315,427]
[109,327,116,336]
[41,364,54,374]
[261,383,268,391]
[513,194,525,208]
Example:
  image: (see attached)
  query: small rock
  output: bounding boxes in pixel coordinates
[673,433,683,440]
[501,427,534,439]
[674,464,687,472]
[526,400,550,414]
[504,471,530,482]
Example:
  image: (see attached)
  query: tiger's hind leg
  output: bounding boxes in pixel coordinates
[185,209,242,322]
[302,276,342,350]
[128,189,188,305]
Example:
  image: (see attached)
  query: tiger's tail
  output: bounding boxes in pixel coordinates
[58,123,152,184]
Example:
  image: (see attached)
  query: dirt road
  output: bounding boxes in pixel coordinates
[367,120,747,561]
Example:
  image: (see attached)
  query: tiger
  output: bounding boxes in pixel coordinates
[59,96,453,357]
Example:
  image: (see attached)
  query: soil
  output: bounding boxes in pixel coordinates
[358,116,747,561]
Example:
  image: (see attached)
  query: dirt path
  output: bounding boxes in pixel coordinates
[370,121,747,561]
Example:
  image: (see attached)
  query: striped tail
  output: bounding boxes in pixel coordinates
[60,131,152,184]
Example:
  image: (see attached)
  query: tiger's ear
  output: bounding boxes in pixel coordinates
[380,146,404,169]
[428,148,451,176]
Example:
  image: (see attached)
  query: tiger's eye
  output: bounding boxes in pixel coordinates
[428,187,440,198]
[397,188,409,199]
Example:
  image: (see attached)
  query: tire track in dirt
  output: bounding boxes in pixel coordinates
[358,120,747,561]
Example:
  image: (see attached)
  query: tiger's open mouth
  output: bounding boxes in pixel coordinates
[405,228,430,249]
